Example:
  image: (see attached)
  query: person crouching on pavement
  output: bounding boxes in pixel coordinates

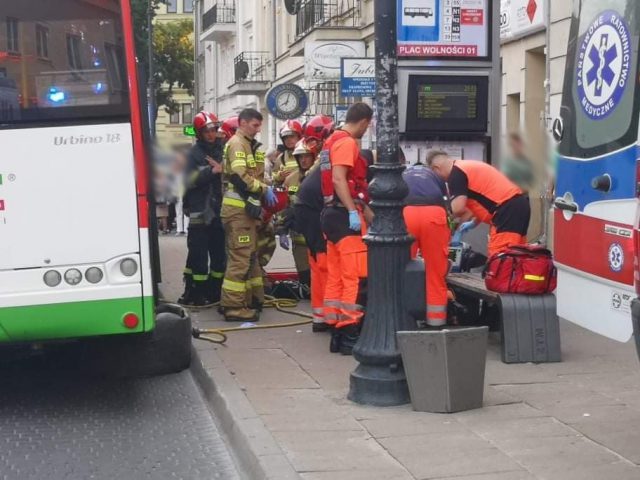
[178,111,225,308]
[428,151,530,257]
[403,162,451,328]
[320,102,374,355]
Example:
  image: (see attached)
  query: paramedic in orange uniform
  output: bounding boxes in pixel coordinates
[320,103,373,355]
[428,151,530,257]
[402,163,451,327]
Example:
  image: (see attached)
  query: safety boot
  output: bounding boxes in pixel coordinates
[223,307,259,323]
[338,324,361,356]
[329,329,341,353]
[312,322,330,333]
[184,282,214,309]
[177,276,194,306]
[205,277,223,305]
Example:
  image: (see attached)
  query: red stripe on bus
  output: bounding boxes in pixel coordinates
[137,196,149,228]
[120,0,149,199]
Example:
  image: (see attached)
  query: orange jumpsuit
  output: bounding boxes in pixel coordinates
[320,131,369,330]
[403,165,450,327]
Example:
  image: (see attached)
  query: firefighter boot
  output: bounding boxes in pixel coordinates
[205,277,223,305]
[223,307,259,323]
[177,275,194,306]
[338,324,360,356]
[185,281,214,309]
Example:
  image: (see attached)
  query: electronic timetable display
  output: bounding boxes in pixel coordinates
[406,75,489,133]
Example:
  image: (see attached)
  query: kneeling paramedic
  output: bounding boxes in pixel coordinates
[403,163,451,327]
[179,111,225,308]
[221,108,278,322]
[320,103,373,355]
[428,151,530,257]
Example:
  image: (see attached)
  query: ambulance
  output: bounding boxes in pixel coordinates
[553,0,640,357]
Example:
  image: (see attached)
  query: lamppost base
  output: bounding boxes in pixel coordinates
[348,363,410,407]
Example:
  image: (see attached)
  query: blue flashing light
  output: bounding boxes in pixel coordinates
[93,82,105,94]
[48,87,66,104]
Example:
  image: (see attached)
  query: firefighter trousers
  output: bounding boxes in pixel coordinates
[185,218,226,287]
[308,251,328,324]
[221,205,263,310]
[292,232,311,285]
[404,205,451,327]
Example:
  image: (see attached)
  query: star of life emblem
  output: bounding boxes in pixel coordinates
[608,243,624,273]
[576,11,631,120]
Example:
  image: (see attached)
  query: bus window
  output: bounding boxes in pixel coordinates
[559,0,640,158]
[0,0,129,127]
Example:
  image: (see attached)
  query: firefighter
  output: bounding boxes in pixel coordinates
[220,116,239,142]
[178,111,225,308]
[319,103,373,355]
[286,116,335,331]
[220,108,277,322]
[427,151,530,257]
[403,163,451,328]
[273,120,303,185]
[277,139,315,291]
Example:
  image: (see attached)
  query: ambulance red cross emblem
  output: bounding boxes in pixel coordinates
[527,0,537,22]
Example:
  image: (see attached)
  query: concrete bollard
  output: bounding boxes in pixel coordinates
[397,327,488,413]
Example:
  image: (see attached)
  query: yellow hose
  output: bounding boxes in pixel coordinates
[192,295,313,345]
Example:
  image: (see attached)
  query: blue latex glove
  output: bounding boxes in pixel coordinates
[348,210,362,232]
[264,186,277,207]
[279,235,290,250]
[459,220,476,234]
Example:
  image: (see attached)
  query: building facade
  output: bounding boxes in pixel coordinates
[194,0,375,147]
[155,0,196,149]
[499,0,571,240]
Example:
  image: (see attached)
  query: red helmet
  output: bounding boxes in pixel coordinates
[279,120,303,141]
[193,111,219,132]
[303,115,334,142]
[220,116,239,140]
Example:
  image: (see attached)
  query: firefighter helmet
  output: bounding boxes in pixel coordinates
[279,120,303,141]
[303,115,334,142]
[292,139,313,157]
[193,111,219,132]
[220,116,239,140]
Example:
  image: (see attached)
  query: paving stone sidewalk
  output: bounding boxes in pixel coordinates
[162,236,640,480]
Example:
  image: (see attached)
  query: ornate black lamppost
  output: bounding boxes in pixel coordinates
[348,0,414,406]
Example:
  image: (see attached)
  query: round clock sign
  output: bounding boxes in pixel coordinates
[266,83,308,120]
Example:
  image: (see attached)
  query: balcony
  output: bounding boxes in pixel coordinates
[289,0,362,56]
[200,1,236,42]
[228,52,271,96]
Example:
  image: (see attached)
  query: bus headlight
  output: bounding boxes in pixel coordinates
[85,267,104,284]
[64,268,83,286]
[43,270,62,287]
[120,258,138,277]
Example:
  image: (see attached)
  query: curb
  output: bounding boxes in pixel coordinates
[190,345,301,480]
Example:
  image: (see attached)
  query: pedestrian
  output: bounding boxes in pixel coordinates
[220,108,277,322]
[173,149,189,235]
[320,103,373,355]
[178,111,226,308]
[501,132,535,193]
[402,162,451,328]
[428,151,530,257]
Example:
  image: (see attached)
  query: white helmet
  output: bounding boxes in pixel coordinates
[293,139,313,157]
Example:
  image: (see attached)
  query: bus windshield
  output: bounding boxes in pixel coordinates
[0,0,129,127]
[559,0,640,158]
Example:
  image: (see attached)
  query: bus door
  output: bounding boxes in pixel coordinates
[554,0,640,342]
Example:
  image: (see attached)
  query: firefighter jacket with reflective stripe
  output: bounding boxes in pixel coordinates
[274,150,299,185]
[183,139,224,226]
[223,133,267,207]
[320,130,369,206]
